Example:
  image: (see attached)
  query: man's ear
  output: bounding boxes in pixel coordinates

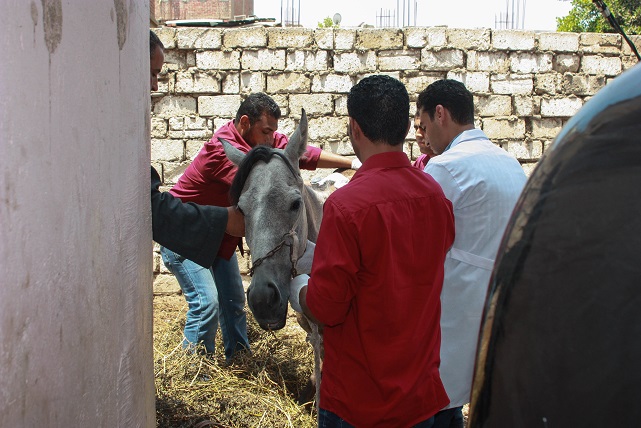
[435,105,448,125]
[238,115,251,133]
[349,117,362,140]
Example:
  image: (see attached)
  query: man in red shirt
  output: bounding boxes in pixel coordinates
[160,93,360,360]
[289,75,455,427]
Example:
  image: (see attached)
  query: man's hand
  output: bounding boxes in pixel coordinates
[225,206,245,237]
[289,274,309,313]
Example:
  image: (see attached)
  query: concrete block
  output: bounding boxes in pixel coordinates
[153,96,197,118]
[309,116,348,140]
[196,50,241,70]
[153,27,176,49]
[163,50,189,71]
[580,33,621,54]
[541,96,583,117]
[334,95,348,116]
[268,28,314,48]
[474,95,512,117]
[492,30,536,50]
[482,117,526,139]
[580,55,622,76]
[175,70,222,93]
[490,74,534,95]
[467,51,510,72]
[311,73,354,93]
[289,94,334,116]
[168,117,184,131]
[448,70,490,93]
[513,95,539,116]
[447,28,491,50]
[405,27,447,48]
[335,29,355,50]
[531,117,563,139]
[223,27,267,48]
[240,71,266,93]
[379,50,421,71]
[198,95,242,117]
[286,50,329,71]
[241,49,286,71]
[356,29,404,50]
[151,117,168,138]
[421,48,465,71]
[267,72,312,93]
[334,51,377,73]
[222,72,240,94]
[151,139,184,162]
[503,140,544,160]
[176,28,222,49]
[314,28,334,49]
[534,73,560,95]
[561,73,606,96]
[553,54,581,73]
[539,32,579,52]
[510,52,554,73]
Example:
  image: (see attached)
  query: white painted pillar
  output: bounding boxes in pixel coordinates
[0,1,154,426]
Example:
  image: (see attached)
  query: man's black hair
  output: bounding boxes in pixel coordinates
[235,93,281,125]
[150,30,164,58]
[416,79,474,125]
[347,75,410,146]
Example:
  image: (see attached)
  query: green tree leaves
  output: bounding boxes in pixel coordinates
[557,0,640,34]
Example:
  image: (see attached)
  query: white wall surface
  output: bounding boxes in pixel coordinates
[0,1,154,426]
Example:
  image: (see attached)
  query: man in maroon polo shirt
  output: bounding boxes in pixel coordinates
[160,93,360,360]
[289,75,455,427]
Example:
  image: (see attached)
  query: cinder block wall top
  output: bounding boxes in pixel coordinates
[151,26,638,184]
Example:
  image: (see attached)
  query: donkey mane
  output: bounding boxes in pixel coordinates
[229,145,299,205]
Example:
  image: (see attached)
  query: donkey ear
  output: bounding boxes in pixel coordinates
[219,137,246,166]
[284,108,308,164]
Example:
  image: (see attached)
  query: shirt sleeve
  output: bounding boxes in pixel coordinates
[305,198,360,327]
[150,167,227,268]
[424,162,462,208]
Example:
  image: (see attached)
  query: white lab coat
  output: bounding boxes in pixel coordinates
[424,129,527,409]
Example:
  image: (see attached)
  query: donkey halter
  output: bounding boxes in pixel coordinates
[248,222,304,279]
[246,155,307,279]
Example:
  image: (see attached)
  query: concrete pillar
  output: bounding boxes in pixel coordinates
[0,1,154,426]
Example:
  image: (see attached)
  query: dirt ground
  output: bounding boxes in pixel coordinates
[153,292,469,427]
[153,292,317,428]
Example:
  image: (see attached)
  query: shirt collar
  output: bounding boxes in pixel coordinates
[443,129,489,153]
[356,151,411,176]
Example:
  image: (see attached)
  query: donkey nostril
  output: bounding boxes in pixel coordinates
[248,281,283,309]
[265,282,281,305]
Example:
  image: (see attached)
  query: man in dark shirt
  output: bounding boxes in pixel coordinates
[149,30,244,268]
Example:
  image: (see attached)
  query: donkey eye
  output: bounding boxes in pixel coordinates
[290,200,301,211]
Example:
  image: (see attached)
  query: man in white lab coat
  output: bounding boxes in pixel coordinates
[417,79,527,428]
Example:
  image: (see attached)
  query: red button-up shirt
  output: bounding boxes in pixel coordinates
[306,151,455,427]
[170,120,322,259]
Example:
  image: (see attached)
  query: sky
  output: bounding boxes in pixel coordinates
[254,0,574,31]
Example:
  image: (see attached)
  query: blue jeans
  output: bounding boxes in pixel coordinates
[159,247,249,360]
[433,407,464,428]
[319,408,435,428]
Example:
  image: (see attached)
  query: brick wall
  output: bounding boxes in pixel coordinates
[150,26,639,290]
[156,0,254,22]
